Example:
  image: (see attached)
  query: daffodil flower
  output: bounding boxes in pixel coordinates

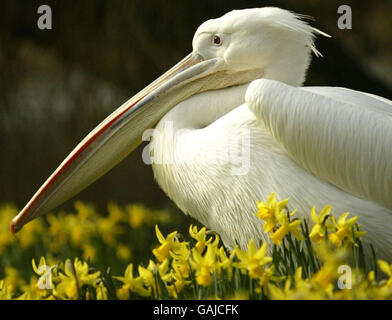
[166,272,191,299]
[107,202,127,224]
[292,267,309,291]
[0,280,12,300]
[233,239,272,279]
[3,267,26,293]
[311,263,336,295]
[269,210,304,245]
[82,243,97,262]
[377,260,392,287]
[32,257,56,290]
[74,201,98,221]
[19,275,54,300]
[54,258,101,300]
[309,205,333,243]
[189,245,218,287]
[171,251,191,279]
[189,225,219,253]
[311,243,347,295]
[153,225,188,262]
[217,246,233,280]
[139,259,189,298]
[115,263,150,298]
[138,259,172,287]
[96,281,108,300]
[117,245,132,261]
[329,212,366,247]
[256,192,289,233]
[97,217,122,246]
[256,193,303,245]
[126,204,149,229]
[167,279,185,299]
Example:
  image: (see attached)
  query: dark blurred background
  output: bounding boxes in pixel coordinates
[1,0,391,215]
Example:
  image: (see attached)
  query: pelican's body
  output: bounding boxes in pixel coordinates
[11,8,392,259]
[151,83,392,257]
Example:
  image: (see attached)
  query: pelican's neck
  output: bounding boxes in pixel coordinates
[263,57,309,87]
[258,30,313,87]
[151,82,253,227]
[156,83,250,132]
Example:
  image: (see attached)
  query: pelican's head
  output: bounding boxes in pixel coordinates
[193,7,327,86]
[11,7,326,233]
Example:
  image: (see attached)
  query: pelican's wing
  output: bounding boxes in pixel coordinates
[246,79,392,210]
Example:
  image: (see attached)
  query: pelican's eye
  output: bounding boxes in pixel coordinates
[212,35,222,46]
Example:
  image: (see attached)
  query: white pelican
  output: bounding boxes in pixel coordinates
[11,7,392,258]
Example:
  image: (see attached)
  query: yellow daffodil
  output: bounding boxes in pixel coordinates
[153,225,188,262]
[217,246,233,280]
[20,275,53,300]
[189,225,220,254]
[377,260,392,287]
[117,245,132,261]
[255,193,303,245]
[269,210,304,245]
[171,250,191,279]
[311,264,336,295]
[32,257,56,290]
[126,204,149,228]
[107,202,126,224]
[189,225,207,253]
[138,259,189,298]
[233,239,272,279]
[0,280,12,300]
[115,264,150,298]
[309,205,333,243]
[97,218,122,245]
[54,258,100,299]
[96,281,108,300]
[54,276,77,299]
[19,221,42,249]
[329,212,366,247]
[3,267,26,293]
[46,213,70,250]
[116,285,130,300]
[166,272,191,299]
[82,243,97,262]
[138,259,171,287]
[256,192,289,233]
[167,279,185,299]
[311,244,347,295]
[74,201,98,221]
[189,245,218,287]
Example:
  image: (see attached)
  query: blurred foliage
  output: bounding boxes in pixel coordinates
[0,201,195,279]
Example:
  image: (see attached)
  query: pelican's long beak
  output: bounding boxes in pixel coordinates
[11,51,262,234]
[11,53,212,233]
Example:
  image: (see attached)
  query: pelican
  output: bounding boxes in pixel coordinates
[11,7,392,258]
